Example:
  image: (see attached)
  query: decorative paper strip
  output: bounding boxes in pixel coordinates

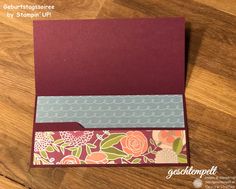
[36,95,184,128]
[33,129,188,166]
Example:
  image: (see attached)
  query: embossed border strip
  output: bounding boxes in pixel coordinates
[36,95,185,128]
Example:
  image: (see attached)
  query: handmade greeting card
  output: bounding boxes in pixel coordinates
[31,18,189,167]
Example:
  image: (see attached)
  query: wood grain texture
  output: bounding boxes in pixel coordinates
[0,0,235,188]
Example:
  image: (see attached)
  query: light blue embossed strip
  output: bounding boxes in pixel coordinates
[36,95,184,128]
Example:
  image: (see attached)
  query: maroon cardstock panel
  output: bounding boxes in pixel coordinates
[31,18,190,167]
[33,18,185,96]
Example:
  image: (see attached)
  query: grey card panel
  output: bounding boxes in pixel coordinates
[36,95,185,128]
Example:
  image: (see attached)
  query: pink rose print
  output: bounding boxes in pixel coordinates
[59,155,80,164]
[120,131,148,157]
[59,131,93,146]
[85,152,108,164]
[152,130,184,149]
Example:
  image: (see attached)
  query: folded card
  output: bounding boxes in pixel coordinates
[31,18,190,167]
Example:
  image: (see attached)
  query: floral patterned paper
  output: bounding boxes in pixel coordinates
[33,130,188,166]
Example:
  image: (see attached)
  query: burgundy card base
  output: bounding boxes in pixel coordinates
[31,18,190,167]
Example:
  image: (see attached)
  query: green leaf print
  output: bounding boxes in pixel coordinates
[102,147,127,160]
[132,158,141,164]
[87,143,96,148]
[46,145,54,152]
[178,154,187,163]
[72,147,82,158]
[54,139,64,145]
[86,145,91,155]
[173,138,183,155]
[101,134,125,149]
[60,143,69,154]
[40,150,48,159]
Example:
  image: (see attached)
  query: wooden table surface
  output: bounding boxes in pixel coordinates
[0,0,235,188]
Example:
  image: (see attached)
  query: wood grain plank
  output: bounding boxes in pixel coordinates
[186,65,236,116]
[0,176,27,189]
[194,0,236,16]
[97,0,149,18]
